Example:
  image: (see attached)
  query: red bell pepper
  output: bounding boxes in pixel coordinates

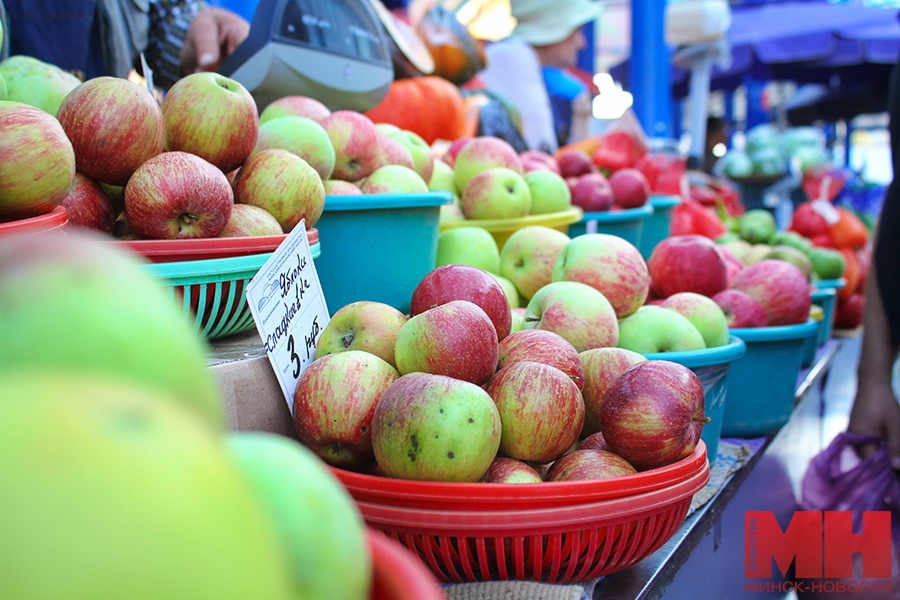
[669,198,727,240]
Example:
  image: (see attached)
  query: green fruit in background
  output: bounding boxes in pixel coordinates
[0,374,294,600]
[715,232,740,244]
[743,243,772,265]
[0,72,6,101]
[0,55,82,115]
[436,226,501,274]
[227,432,373,600]
[0,231,225,428]
[765,245,814,281]
[720,238,753,262]
[808,247,846,280]
[809,304,825,322]
[738,209,777,244]
[769,230,812,254]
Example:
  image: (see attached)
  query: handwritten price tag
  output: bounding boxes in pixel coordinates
[246,222,330,413]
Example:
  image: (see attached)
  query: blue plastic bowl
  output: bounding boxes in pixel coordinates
[722,319,819,438]
[314,192,452,315]
[567,204,653,248]
[800,287,839,367]
[812,279,846,342]
[639,195,681,259]
[642,336,747,465]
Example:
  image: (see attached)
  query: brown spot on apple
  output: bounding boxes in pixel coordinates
[448,451,455,459]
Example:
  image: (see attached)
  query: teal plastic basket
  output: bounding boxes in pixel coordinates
[812,278,846,342]
[639,195,681,259]
[314,192,451,315]
[800,287,838,367]
[144,242,321,340]
[642,336,747,464]
[567,204,653,248]
[721,319,819,438]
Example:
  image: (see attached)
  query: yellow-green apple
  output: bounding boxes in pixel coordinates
[499,226,571,300]
[764,245,814,281]
[232,148,326,232]
[258,95,331,125]
[510,309,525,334]
[461,167,531,219]
[524,169,571,215]
[323,179,363,196]
[720,238,753,262]
[0,55,81,115]
[388,129,434,183]
[481,457,544,483]
[427,158,460,197]
[520,149,561,174]
[410,264,512,341]
[374,123,401,136]
[315,300,408,368]
[609,168,651,209]
[359,165,428,194]
[0,101,75,220]
[616,306,706,353]
[489,272,519,309]
[395,300,499,385]
[59,171,115,234]
[0,72,6,100]
[569,172,614,212]
[436,226,501,273]
[56,76,164,186]
[738,209,776,244]
[441,197,467,222]
[0,231,225,425]
[0,374,294,600]
[292,351,399,469]
[579,347,647,436]
[578,431,611,452]
[487,361,584,463]
[742,243,772,265]
[659,292,730,348]
[124,151,233,240]
[162,72,259,173]
[321,110,381,182]
[497,329,585,389]
[252,115,336,181]
[372,134,415,170]
[545,449,638,481]
[711,289,768,328]
[226,432,371,600]
[552,233,650,318]
[442,136,474,167]
[556,147,597,178]
[599,360,709,470]
[217,203,283,237]
[730,259,812,326]
[371,372,501,482]
[523,281,619,352]
[647,234,728,299]
[453,135,523,191]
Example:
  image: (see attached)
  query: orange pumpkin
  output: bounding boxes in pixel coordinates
[365,76,467,144]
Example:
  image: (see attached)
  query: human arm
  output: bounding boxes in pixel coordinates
[179,7,249,76]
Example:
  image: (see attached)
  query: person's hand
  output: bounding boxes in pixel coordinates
[848,381,900,469]
[180,8,250,76]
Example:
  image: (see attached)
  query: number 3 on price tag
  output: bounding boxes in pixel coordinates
[245,221,330,413]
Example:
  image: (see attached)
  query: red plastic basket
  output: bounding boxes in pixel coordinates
[368,529,448,600]
[357,466,709,585]
[332,441,708,511]
[0,206,68,237]
[115,229,317,263]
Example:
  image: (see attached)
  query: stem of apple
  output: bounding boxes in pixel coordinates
[524,317,540,323]
[693,416,712,424]
[180,213,198,226]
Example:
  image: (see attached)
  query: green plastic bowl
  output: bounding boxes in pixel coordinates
[567,204,653,248]
[640,195,681,259]
[642,336,747,465]
[722,319,819,438]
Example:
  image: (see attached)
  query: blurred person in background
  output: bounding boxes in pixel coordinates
[0,0,249,89]
[703,115,729,174]
[477,0,602,153]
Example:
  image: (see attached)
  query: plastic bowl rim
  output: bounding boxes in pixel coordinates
[649,195,682,209]
[640,335,747,367]
[730,318,820,342]
[814,277,847,291]
[324,191,453,211]
[579,203,654,223]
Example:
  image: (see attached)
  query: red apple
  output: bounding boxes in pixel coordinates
[545,449,637,481]
[520,150,561,174]
[609,168,650,209]
[259,95,330,125]
[480,457,544,483]
[315,301,408,369]
[323,180,363,196]
[59,172,115,234]
[730,259,812,326]
[556,148,596,179]
[834,293,864,329]
[717,244,746,287]
[647,234,728,299]
[497,329,585,389]
[124,151,233,240]
[56,76,164,186]
[578,431,611,452]
[569,172,614,212]
[372,134,415,171]
[579,347,647,437]
[442,136,474,167]
[486,361,584,463]
[711,289,768,328]
[321,111,381,182]
[217,203,283,237]
[523,281,619,352]
[600,360,708,471]
[410,264,512,342]
[453,136,523,192]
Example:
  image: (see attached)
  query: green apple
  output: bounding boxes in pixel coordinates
[441,196,467,222]
[524,281,619,352]
[428,158,460,197]
[523,169,571,215]
[499,226,571,300]
[737,209,776,244]
[461,167,531,220]
[659,292,730,348]
[436,226,501,274]
[374,122,401,136]
[616,305,707,353]
[769,230,812,254]
[0,373,294,600]
[323,179,362,196]
[227,432,372,600]
[359,164,428,194]
[388,129,434,183]
[0,72,6,101]
[489,272,520,309]
[808,247,846,280]
[0,55,81,115]
[252,115,336,181]
[765,245,814,281]
[258,95,330,125]
[510,308,525,334]
[315,300,408,368]
[372,134,415,170]
[0,231,225,428]
[743,243,772,265]
[720,238,753,262]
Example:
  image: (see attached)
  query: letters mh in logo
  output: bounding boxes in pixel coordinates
[745,511,891,579]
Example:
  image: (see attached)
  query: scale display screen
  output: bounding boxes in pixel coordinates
[276,0,387,63]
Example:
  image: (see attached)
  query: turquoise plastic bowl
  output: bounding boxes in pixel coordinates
[567,204,653,248]
[639,195,681,259]
[813,278,846,342]
[314,192,452,315]
[642,336,747,465]
[800,288,839,367]
[721,319,819,438]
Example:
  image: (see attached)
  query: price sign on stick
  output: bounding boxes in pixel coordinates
[246,221,330,413]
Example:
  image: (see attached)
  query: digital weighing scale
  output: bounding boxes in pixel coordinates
[218,0,395,112]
